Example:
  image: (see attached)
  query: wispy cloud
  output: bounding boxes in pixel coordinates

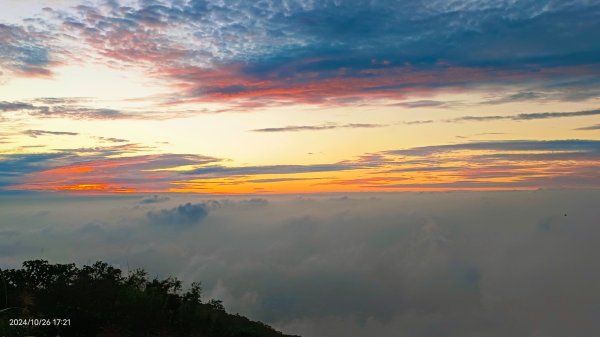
[182,163,364,177]
[0,99,203,120]
[0,100,131,120]
[449,108,600,123]
[0,101,39,112]
[23,129,79,138]
[575,124,600,131]
[95,136,129,143]
[403,120,435,125]
[482,91,547,105]
[251,123,386,133]
[404,108,600,125]
[391,100,454,108]
[388,139,600,156]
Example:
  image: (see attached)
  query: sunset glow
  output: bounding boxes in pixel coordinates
[1,0,599,194]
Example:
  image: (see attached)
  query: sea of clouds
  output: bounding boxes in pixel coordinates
[1,190,599,337]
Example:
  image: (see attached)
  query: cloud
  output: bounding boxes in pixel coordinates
[0,23,55,78]
[0,99,207,121]
[3,191,600,336]
[0,153,68,180]
[247,177,328,183]
[449,108,600,123]
[140,194,171,204]
[575,124,600,131]
[0,101,39,112]
[483,91,547,104]
[0,100,131,120]
[388,139,600,156]
[251,123,386,133]
[95,136,129,143]
[33,107,132,120]
[237,198,269,207]
[482,83,600,104]
[23,129,79,138]
[392,100,452,108]
[403,109,600,126]
[4,139,600,192]
[7,0,594,108]
[3,152,222,192]
[182,163,363,177]
[403,120,435,125]
[147,202,209,227]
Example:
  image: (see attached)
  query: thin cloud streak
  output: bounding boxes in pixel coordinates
[404,108,600,125]
[575,124,600,131]
[449,108,600,122]
[251,123,386,133]
[23,129,79,138]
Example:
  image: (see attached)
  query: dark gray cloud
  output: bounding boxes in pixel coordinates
[147,202,209,227]
[23,129,79,138]
[251,123,385,133]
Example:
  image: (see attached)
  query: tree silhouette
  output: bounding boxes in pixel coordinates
[0,260,298,337]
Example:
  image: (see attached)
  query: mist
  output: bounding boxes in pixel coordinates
[1,190,599,337]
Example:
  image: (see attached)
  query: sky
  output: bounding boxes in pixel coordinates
[1,0,600,193]
[1,191,600,337]
[2,3,600,336]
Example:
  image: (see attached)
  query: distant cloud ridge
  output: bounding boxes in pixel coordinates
[147,202,209,226]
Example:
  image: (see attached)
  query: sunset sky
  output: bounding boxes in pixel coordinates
[3,3,600,336]
[2,0,600,194]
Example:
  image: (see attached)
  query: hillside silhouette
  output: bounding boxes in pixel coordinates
[0,260,299,337]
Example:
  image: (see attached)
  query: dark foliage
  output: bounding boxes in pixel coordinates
[0,260,298,337]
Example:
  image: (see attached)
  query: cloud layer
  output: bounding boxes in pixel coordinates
[2,0,599,107]
[2,191,599,337]
[3,139,600,192]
